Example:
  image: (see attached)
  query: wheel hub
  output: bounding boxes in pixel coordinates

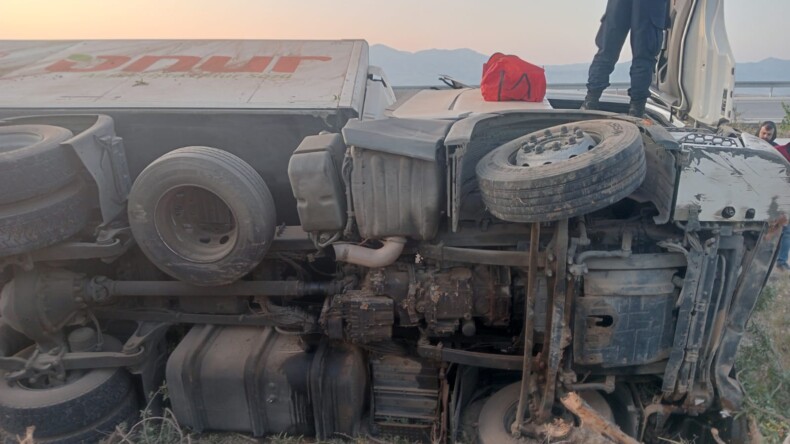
[514,126,596,167]
[154,185,239,263]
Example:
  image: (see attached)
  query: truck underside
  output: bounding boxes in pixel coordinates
[0,94,785,443]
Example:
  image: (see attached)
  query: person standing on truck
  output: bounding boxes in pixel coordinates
[757,121,790,271]
[580,0,669,118]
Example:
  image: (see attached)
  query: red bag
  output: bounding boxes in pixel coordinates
[481,53,546,102]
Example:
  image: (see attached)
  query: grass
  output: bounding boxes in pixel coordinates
[734,273,790,444]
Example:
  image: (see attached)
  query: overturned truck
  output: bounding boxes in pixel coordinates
[0,28,787,444]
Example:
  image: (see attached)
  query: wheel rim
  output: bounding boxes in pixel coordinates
[513,126,599,167]
[154,185,239,263]
[0,131,42,154]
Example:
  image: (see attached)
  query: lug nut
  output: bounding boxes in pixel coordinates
[529,135,538,143]
[536,146,545,154]
[553,142,562,151]
[569,137,577,144]
[544,129,552,137]
[575,130,584,138]
[561,126,569,134]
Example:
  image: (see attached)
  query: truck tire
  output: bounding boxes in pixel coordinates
[0,337,137,441]
[0,179,91,257]
[477,382,614,444]
[476,120,645,222]
[24,391,139,444]
[0,125,78,206]
[128,146,276,286]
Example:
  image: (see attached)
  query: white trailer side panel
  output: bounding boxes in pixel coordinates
[0,40,369,111]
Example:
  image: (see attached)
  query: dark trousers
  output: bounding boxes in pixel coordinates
[586,0,668,102]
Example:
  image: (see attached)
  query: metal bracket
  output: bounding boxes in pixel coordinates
[0,347,146,380]
[29,226,133,263]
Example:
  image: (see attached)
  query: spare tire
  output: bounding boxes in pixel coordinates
[476,120,645,222]
[0,125,78,206]
[128,146,276,286]
[0,179,92,258]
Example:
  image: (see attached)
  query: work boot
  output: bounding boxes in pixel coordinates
[580,91,602,111]
[628,99,647,118]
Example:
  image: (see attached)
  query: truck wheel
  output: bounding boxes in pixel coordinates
[0,179,91,257]
[0,336,138,441]
[128,146,276,286]
[476,120,645,222]
[30,390,139,444]
[0,125,78,206]
[477,382,614,444]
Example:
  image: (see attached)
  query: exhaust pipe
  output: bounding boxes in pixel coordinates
[333,237,406,268]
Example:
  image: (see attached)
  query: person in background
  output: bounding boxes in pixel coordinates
[757,121,790,271]
[757,120,778,146]
[580,0,669,118]
[757,120,790,163]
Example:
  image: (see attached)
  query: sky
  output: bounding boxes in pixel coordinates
[0,0,786,65]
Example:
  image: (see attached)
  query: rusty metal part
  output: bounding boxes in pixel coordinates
[371,265,510,335]
[537,218,569,423]
[434,364,450,444]
[512,222,541,436]
[416,343,535,371]
[93,308,316,330]
[418,243,546,268]
[561,392,640,444]
[321,290,394,343]
[640,402,685,441]
[102,279,347,298]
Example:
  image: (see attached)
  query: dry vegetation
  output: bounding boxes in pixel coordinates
[736,271,790,444]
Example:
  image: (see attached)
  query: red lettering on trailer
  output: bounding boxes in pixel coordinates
[198,56,273,73]
[123,56,202,73]
[46,56,131,72]
[44,54,333,74]
[272,56,332,73]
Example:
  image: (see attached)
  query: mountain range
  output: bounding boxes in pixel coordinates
[370,44,790,88]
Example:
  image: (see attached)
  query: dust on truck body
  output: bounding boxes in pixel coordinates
[0,36,787,444]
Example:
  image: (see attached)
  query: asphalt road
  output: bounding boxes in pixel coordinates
[734,96,789,123]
